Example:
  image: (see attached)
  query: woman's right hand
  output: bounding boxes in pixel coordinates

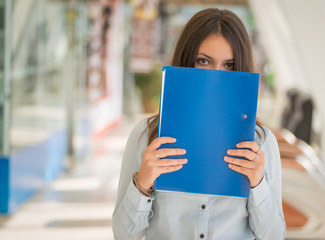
[137,137,187,191]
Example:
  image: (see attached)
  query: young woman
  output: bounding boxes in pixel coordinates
[113,8,285,240]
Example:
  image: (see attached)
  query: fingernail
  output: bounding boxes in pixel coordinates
[172,138,177,142]
[227,150,232,154]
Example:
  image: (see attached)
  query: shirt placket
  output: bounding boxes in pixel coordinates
[195,195,209,240]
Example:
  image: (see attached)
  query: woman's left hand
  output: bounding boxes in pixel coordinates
[224,141,265,188]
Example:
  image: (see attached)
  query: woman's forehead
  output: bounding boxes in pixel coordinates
[198,34,234,60]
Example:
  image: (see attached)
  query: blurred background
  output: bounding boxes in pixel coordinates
[0,0,325,239]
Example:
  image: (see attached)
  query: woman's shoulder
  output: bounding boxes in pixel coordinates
[127,118,149,146]
[131,118,148,134]
[262,126,278,149]
[255,125,278,148]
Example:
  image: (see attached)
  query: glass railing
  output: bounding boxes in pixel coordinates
[9,0,89,154]
[0,0,9,156]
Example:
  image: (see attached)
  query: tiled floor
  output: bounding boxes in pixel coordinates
[0,114,146,240]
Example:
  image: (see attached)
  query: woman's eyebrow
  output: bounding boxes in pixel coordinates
[197,53,234,62]
[197,53,213,60]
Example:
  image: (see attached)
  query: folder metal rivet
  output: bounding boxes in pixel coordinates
[243,114,247,119]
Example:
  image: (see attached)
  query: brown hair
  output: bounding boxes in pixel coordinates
[143,8,265,145]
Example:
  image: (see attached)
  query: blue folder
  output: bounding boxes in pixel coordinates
[156,66,260,198]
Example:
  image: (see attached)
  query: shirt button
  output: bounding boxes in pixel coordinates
[147,199,151,203]
[201,204,206,210]
[200,233,205,238]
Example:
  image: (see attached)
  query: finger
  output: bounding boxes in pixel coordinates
[155,158,188,167]
[236,141,260,153]
[159,164,183,173]
[227,149,256,161]
[156,148,186,158]
[228,164,252,176]
[148,137,177,150]
[224,156,255,169]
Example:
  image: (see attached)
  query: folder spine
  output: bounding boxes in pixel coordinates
[158,68,166,138]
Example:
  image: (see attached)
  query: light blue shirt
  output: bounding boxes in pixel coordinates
[112,120,286,239]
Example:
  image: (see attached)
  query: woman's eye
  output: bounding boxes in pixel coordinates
[225,62,234,69]
[197,58,209,65]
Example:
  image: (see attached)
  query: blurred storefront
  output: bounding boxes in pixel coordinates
[0,0,123,214]
[88,0,123,139]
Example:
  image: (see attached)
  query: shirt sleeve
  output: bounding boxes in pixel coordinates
[112,120,154,240]
[247,127,286,240]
